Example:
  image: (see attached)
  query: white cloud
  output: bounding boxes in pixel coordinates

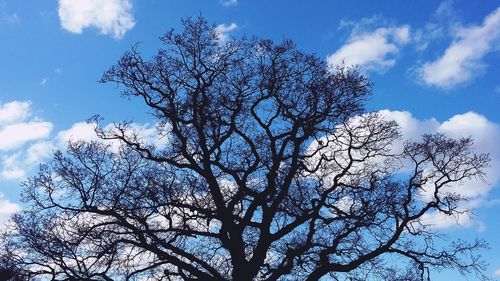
[419,7,500,89]
[494,268,500,277]
[26,141,54,164]
[126,123,170,150]
[303,110,498,230]
[434,0,455,19]
[437,112,500,200]
[438,112,499,154]
[419,209,472,229]
[411,0,461,52]
[413,22,444,52]
[215,23,237,43]
[57,121,169,151]
[57,122,100,145]
[0,193,21,225]
[0,101,30,125]
[327,25,410,73]
[0,121,53,150]
[381,110,500,229]
[0,101,53,180]
[379,110,439,140]
[220,0,237,7]
[58,0,135,39]
[0,102,167,182]
[1,152,26,180]
[0,142,53,180]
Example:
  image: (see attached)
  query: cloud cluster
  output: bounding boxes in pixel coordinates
[419,7,500,89]
[331,4,500,90]
[58,0,135,39]
[0,99,170,182]
[327,25,410,73]
[380,110,500,229]
[0,100,498,232]
[0,100,170,232]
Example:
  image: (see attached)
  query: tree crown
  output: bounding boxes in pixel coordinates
[1,16,490,281]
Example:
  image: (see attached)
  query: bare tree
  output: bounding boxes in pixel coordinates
[1,17,490,281]
[0,256,27,281]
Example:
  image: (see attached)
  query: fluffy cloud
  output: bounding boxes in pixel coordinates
[26,141,54,164]
[0,101,52,151]
[58,0,135,39]
[0,193,21,225]
[0,101,30,125]
[1,153,26,180]
[419,7,500,89]
[327,25,410,73]
[215,23,238,43]
[380,110,500,229]
[0,141,54,180]
[57,122,101,145]
[378,110,439,145]
[0,119,168,182]
[304,109,498,230]
[0,101,168,182]
[0,101,53,180]
[0,122,52,150]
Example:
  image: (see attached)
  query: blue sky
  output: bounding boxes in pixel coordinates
[0,0,499,279]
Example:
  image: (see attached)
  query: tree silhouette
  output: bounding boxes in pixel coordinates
[1,17,490,280]
[0,257,27,281]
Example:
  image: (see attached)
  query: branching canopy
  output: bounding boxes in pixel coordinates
[1,17,490,281]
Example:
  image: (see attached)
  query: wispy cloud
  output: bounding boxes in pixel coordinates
[220,0,237,7]
[6,13,20,24]
[419,7,500,89]
[434,0,455,19]
[58,0,135,39]
[494,268,500,277]
[418,0,460,45]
